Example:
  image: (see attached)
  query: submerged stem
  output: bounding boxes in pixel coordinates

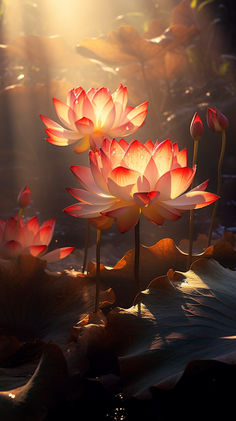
[82,220,90,274]
[134,220,140,295]
[207,130,226,246]
[94,229,101,313]
[187,139,199,269]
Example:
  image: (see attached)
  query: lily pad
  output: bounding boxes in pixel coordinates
[88,237,236,307]
[83,258,236,398]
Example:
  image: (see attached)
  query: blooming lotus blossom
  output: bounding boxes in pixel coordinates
[64,138,219,233]
[40,84,148,153]
[0,215,74,262]
[207,107,229,132]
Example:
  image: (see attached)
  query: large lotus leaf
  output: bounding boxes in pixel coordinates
[77,22,198,65]
[0,255,114,395]
[0,254,116,347]
[81,259,236,398]
[77,25,160,64]
[0,344,68,420]
[87,237,236,307]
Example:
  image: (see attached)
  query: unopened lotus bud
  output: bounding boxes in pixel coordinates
[190,112,203,140]
[17,185,30,209]
[207,107,229,132]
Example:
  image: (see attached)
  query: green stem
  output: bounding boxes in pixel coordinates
[94,229,101,313]
[82,220,90,274]
[187,139,199,269]
[134,220,140,295]
[17,208,23,225]
[207,130,226,246]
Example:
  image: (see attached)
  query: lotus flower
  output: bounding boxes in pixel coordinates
[207,107,229,133]
[0,215,74,262]
[64,138,219,233]
[40,84,148,153]
[17,185,31,209]
[190,112,203,141]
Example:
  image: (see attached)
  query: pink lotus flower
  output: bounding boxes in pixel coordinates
[190,112,203,140]
[64,138,219,233]
[40,84,148,153]
[0,215,74,262]
[207,107,229,132]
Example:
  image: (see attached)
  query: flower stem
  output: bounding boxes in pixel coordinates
[94,228,101,313]
[82,220,90,274]
[207,129,226,246]
[187,139,199,269]
[17,208,23,226]
[134,220,140,295]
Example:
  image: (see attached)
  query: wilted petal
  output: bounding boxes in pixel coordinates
[42,247,75,263]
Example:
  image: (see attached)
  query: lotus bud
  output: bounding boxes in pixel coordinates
[207,107,229,132]
[17,185,31,209]
[190,112,203,140]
